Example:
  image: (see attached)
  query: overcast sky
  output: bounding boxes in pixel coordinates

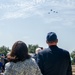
[0,0,75,53]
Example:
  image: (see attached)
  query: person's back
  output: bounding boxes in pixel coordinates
[4,41,42,75]
[4,58,42,75]
[37,32,72,75]
[37,46,72,75]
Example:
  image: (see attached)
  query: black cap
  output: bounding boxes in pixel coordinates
[46,32,57,42]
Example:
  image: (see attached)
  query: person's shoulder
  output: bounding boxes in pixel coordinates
[38,48,51,55]
[25,58,39,68]
[59,47,70,56]
[5,62,11,66]
[30,58,36,62]
[5,62,12,70]
[25,58,36,65]
[30,58,38,65]
[59,48,69,53]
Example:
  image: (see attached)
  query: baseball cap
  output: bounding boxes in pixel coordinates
[46,32,57,42]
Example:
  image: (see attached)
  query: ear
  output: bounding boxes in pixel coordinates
[46,41,48,44]
[56,39,58,43]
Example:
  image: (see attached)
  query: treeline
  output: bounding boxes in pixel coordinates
[0,45,75,65]
[0,44,39,56]
[0,46,10,56]
[71,50,75,65]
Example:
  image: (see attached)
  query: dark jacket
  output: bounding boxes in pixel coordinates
[37,45,72,75]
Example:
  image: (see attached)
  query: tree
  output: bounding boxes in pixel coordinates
[71,50,75,65]
[0,46,10,56]
[28,44,39,53]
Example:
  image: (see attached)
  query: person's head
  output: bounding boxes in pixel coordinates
[39,47,43,50]
[7,41,31,63]
[46,32,58,46]
[35,48,41,54]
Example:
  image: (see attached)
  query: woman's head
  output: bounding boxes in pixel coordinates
[8,41,30,62]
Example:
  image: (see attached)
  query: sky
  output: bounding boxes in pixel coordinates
[0,0,75,53]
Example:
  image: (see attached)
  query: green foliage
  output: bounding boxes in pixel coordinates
[71,50,75,65]
[0,46,10,56]
[0,44,39,56]
[28,44,39,53]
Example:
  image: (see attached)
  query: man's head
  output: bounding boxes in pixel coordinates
[35,48,41,54]
[46,32,58,46]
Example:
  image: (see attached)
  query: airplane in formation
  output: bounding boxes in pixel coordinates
[48,9,58,14]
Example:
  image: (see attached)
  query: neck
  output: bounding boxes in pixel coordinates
[48,43,57,46]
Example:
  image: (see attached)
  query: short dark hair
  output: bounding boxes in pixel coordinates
[46,32,58,42]
[8,41,31,63]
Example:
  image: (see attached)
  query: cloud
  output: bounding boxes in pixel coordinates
[33,0,45,3]
[0,1,35,20]
[22,36,30,39]
[0,0,75,20]
[0,32,3,36]
[44,17,62,24]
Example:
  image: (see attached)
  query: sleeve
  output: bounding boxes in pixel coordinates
[4,63,12,75]
[36,52,44,74]
[67,52,72,75]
